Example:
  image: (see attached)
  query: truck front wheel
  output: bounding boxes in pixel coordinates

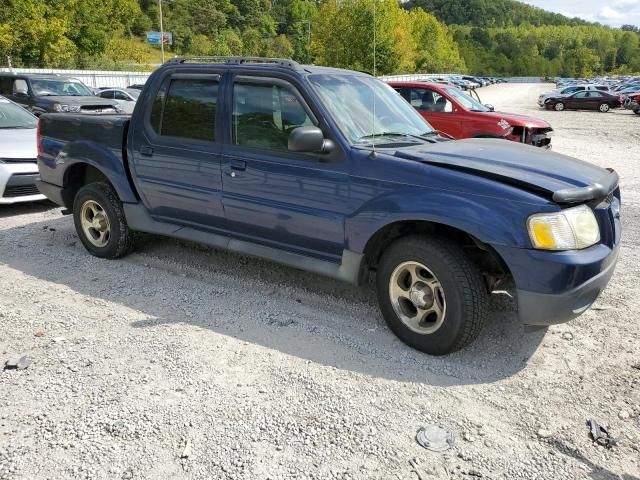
[376,236,489,355]
[73,182,133,259]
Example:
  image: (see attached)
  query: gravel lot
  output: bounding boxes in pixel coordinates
[1,83,639,480]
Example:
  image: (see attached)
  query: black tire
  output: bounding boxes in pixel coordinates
[73,182,133,259]
[376,236,489,355]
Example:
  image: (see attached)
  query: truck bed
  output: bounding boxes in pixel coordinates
[37,114,134,206]
[39,113,130,159]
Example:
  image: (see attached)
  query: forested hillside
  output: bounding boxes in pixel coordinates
[403,0,589,27]
[0,0,639,76]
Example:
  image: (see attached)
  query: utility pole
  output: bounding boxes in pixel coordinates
[159,0,165,63]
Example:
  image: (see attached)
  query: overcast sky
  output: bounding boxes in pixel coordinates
[521,0,640,27]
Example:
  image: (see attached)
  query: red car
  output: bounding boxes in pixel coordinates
[623,91,640,112]
[388,81,553,148]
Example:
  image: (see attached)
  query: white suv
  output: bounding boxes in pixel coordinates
[538,84,609,107]
[0,96,46,204]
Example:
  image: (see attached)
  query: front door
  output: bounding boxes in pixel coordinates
[220,75,348,260]
[129,73,226,229]
[401,87,461,139]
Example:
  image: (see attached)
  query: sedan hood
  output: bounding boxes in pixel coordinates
[480,110,551,128]
[0,128,37,159]
[395,138,617,203]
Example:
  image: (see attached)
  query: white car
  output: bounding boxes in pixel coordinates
[96,88,140,114]
[0,96,46,204]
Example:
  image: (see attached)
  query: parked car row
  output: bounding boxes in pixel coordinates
[410,75,506,91]
[546,76,640,113]
[33,56,621,355]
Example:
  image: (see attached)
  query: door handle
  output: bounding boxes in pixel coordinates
[230,159,246,171]
[140,145,153,157]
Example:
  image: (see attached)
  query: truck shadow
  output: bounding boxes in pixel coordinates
[1,215,547,386]
[0,200,56,218]
[548,439,639,480]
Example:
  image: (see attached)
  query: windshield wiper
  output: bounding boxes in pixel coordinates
[357,132,436,143]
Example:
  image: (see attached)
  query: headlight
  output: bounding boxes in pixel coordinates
[52,104,81,113]
[527,205,600,250]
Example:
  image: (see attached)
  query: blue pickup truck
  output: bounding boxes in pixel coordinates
[36,57,621,355]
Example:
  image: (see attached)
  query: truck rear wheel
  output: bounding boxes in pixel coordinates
[376,236,489,355]
[73,182,133,259]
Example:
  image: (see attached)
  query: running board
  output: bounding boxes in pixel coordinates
[123,204,364,285]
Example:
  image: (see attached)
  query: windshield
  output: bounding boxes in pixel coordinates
[0,98,36,129]
[308,74,434,146]
[443,87,489,112]
[31,78,94,97]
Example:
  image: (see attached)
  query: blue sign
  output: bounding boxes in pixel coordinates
[146,32,173,45]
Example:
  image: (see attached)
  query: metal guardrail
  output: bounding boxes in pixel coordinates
[0,68,152,88]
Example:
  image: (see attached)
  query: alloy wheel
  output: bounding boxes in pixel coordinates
[80,200,111,248]
[388,261,447,335]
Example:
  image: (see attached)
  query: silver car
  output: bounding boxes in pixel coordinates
[0,96,46,204]
[96,88,140,114]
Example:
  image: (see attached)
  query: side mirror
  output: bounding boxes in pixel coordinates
[288,126,333,153]
[485,104,495,111]
[14,89,28,97]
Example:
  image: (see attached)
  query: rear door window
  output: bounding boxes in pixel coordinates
[0,77,11,95]
[149,77,218,142]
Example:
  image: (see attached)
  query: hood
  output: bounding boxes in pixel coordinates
[480,110,551,128]
[36,96,117,106]
[0,128,37,159]
[394,138,617,203]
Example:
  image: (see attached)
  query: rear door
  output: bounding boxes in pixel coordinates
[220,74,348,259]
[129,72,226,229]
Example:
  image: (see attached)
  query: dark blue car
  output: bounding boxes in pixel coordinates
[36,57,621,355]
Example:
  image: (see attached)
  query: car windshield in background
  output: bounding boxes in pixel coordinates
[308,74,434,146]
[0,99,36,129]
[30,79,94,97]
[444,87,490,112]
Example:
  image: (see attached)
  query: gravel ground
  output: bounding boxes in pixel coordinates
[0,83,639,480]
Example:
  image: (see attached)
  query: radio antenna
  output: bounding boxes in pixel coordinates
[371,0,377,157]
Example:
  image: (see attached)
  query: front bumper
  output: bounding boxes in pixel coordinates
[494,201,621,327]
[0,163,47,204]
[516,246,619,325]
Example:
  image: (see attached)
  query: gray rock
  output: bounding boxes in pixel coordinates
[4,356,32,370]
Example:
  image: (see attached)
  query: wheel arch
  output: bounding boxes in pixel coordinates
[361,219,512,290]
[61,160,137,208]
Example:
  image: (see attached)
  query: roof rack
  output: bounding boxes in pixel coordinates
[165,56,302,71]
